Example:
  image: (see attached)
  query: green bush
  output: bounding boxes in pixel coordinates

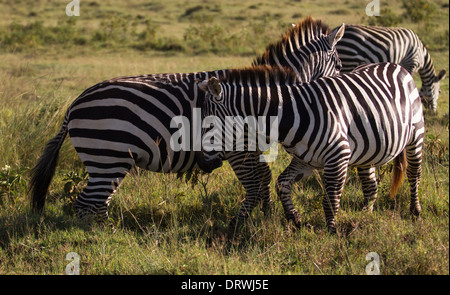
[0,165,26,207]
[402,0,437,22]
[0,19,86,51]
[183,23,267,56]
[365,8,403,27]
[133,19,185,52]
[0,16,187,53]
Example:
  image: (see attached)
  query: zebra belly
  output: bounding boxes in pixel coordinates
[286,111,413,169]
[68,118,196,173]
[69,133,196,173]
[348,135,407,168]
[347,119,412,168]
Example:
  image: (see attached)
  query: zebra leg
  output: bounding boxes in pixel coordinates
[405,115,424,220]
[256,160,273,214]
[323,158,349,234]
[405,146,423,219]
[227,153,261,231]
[357,166,378,212]
[73,165,131,221]
[276,155,313,228]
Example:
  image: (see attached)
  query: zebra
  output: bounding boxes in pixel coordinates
[29,17,345,228]
[334,24,446,111]
[197,62,424,233]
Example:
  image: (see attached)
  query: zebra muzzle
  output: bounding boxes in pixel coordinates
[195,150,223,173]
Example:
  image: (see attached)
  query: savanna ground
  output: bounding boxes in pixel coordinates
[0,0,448,275]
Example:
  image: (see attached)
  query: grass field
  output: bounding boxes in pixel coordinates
[0,0,448,275]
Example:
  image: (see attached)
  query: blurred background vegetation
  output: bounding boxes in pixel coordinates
[0,0,448,274]
[0,0,448,54]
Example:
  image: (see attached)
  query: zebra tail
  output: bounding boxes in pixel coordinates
[30,122,68,213]
[390,150,407,199]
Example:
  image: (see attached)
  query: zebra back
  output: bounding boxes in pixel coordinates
[199,62,423,167]
[335,24,446,111]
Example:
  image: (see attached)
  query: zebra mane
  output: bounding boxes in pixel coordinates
[253,16,330,66]
[222,65,298,85]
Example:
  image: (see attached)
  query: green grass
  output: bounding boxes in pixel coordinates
[0,0,448,275]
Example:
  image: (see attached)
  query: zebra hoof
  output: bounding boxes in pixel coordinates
[261,200,274,216]
[413,216,423,225]
[410,205,422,217]
[326,221,337,234]
[327,225,337,235]
[411,210,423,224]
[362,200,375,213]
[285,210,302,228]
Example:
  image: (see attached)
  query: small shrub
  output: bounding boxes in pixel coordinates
[0,165,26,207]
[91,16,138,48]
[364,8,403,27]
[59,170,88,214]
[424,133,449,165]
[133,19,184,52]
[183,24,260,55]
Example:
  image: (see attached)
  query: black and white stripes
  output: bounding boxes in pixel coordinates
[30,16,431,234]
[335,24,446,111]
[30,17,344,227]
[199,62,424,232]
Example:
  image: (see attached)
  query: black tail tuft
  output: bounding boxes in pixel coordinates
[30,125,68,213]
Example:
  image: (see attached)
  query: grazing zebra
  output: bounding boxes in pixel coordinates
[197,62,424,233]
[334,24,446,111]
[30,17,345,227]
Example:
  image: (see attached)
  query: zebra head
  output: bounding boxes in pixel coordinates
[194,77,226,173]
[315,22,346,79]
[419,69,446,112]
[253,16,345,82]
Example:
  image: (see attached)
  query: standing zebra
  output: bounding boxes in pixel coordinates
[197,62,424,233]
[30,18,345,228]
[334,24,446,111]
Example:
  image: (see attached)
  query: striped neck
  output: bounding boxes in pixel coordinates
[252,16,341,82]
[418,47,437,87]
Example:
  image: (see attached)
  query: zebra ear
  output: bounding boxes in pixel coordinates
[207,77,222,98]
[434,69,446,82]
[328,23,345,47]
